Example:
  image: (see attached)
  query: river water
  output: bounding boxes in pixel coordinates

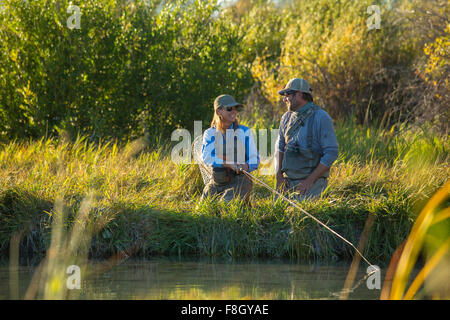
[0,257,384,300]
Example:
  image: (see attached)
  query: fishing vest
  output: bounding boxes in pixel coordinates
[211,126,246,185]
[281,104,329,180]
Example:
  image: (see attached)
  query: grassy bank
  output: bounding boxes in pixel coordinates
[0,123,448,265]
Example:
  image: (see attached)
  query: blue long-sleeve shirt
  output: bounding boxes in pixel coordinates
[202,123,260,172]
[276,103,339,168]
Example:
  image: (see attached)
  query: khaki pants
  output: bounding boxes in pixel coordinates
[201,174,253,203]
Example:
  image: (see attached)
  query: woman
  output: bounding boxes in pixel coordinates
[201,94,260,202]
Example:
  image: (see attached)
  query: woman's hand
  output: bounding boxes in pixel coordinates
[237,164,249,173]
[223,163,238,173]
[223,163,248,174]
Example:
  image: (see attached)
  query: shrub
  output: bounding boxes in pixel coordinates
[246,0,430,128]
[0,0,253,142]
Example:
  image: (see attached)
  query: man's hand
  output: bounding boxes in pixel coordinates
[295,163,330,194]
[295,177,315,195]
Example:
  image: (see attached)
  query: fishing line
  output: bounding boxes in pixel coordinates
[241,170,374,268]
[240,170,378,297]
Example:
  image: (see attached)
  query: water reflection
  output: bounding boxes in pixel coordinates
[0,257,382,300]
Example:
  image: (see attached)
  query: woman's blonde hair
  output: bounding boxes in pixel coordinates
[211,108,239,135]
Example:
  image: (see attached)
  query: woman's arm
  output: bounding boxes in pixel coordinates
[246,128,260,172]
[201,128,224,167]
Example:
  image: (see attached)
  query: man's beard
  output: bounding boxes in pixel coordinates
[288,101,299,111]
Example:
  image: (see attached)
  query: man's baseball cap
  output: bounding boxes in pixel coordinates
[278,78,312,95]
[214,94,244,111]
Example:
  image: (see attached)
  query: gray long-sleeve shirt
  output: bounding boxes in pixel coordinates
[276,103,339,168]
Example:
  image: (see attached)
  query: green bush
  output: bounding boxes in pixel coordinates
[0,0,253,142]
[246,0,419,125]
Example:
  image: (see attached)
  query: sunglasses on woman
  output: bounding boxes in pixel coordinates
[223,106,237,112]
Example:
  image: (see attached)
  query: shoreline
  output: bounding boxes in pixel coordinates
[0,127,448,266]
[0,187,412,265]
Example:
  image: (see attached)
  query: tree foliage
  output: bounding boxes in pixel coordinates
[242,0,448,131]
[0,0,448,142]
[0,0,252,142]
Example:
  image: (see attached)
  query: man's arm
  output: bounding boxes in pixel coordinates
[296,111,338,194]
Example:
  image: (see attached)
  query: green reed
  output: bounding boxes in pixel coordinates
[0,122,448,264]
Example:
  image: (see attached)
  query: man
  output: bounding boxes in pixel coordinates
[275,78,338,201]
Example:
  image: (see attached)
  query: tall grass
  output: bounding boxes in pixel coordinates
[389,181,450,299]
[0,122,448,264]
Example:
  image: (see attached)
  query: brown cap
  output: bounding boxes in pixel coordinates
[214,94,244,111]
